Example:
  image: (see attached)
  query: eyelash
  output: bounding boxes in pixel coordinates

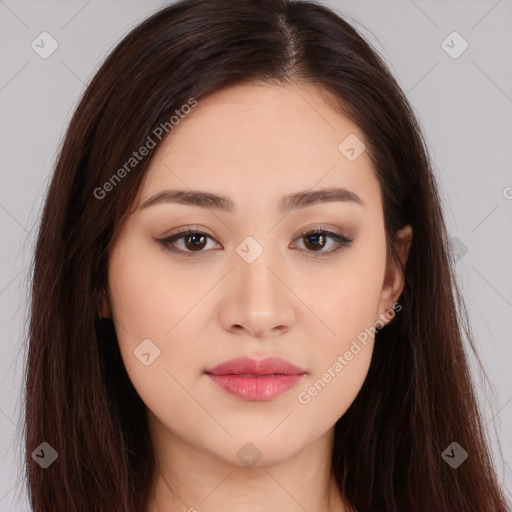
[155,226,354,257]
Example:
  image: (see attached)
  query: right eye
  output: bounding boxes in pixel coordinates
[155,228,221,256]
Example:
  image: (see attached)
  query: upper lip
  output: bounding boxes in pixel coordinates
[205,356,306,376]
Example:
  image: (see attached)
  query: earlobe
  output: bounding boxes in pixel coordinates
[377,224,413,323]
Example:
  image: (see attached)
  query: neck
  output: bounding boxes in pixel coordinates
[146,412,350,512]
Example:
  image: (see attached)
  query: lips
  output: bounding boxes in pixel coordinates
[206,355,306,376]
[205,356,306,401]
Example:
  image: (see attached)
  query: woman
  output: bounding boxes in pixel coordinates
[22,0,510,510]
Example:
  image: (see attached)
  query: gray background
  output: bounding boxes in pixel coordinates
[1,0,511,509]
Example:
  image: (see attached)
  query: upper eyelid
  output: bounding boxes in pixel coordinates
[160,226,350,242]
[160,222,350,237]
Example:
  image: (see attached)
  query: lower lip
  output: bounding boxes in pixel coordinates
[207,374,304,401]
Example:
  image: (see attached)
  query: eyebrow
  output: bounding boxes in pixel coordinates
[139,186,365,213]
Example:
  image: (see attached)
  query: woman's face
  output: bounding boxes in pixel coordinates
[103,82,411,467]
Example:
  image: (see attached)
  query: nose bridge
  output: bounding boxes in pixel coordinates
[225,231,294,335]
[236,232,285,304]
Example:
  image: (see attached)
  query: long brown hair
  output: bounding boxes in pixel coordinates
[20,0,509,510]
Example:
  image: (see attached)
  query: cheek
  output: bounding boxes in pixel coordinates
[310,235,386,345]
[296,234,386,418]
[106,234,210,401]
[295,345,373,438]
[107,232,209,341]
[295,283,378,430]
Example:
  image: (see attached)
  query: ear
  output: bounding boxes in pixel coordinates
[98,288,112,318]
[377,224,413,323]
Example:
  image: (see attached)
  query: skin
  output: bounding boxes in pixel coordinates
[100,82,413,512]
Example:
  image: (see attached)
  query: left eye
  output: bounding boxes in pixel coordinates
[156,227,354,256]
[295,228,354,254]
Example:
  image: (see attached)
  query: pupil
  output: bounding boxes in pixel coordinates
[186,234,206,250]
[306,233,325,251]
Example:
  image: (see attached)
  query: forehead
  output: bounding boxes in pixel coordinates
[136,82,381,216]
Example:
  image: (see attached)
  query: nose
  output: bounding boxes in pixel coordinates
[218,249,295,339]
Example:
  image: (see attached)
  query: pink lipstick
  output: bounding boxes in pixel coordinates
[205,355,306,401]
